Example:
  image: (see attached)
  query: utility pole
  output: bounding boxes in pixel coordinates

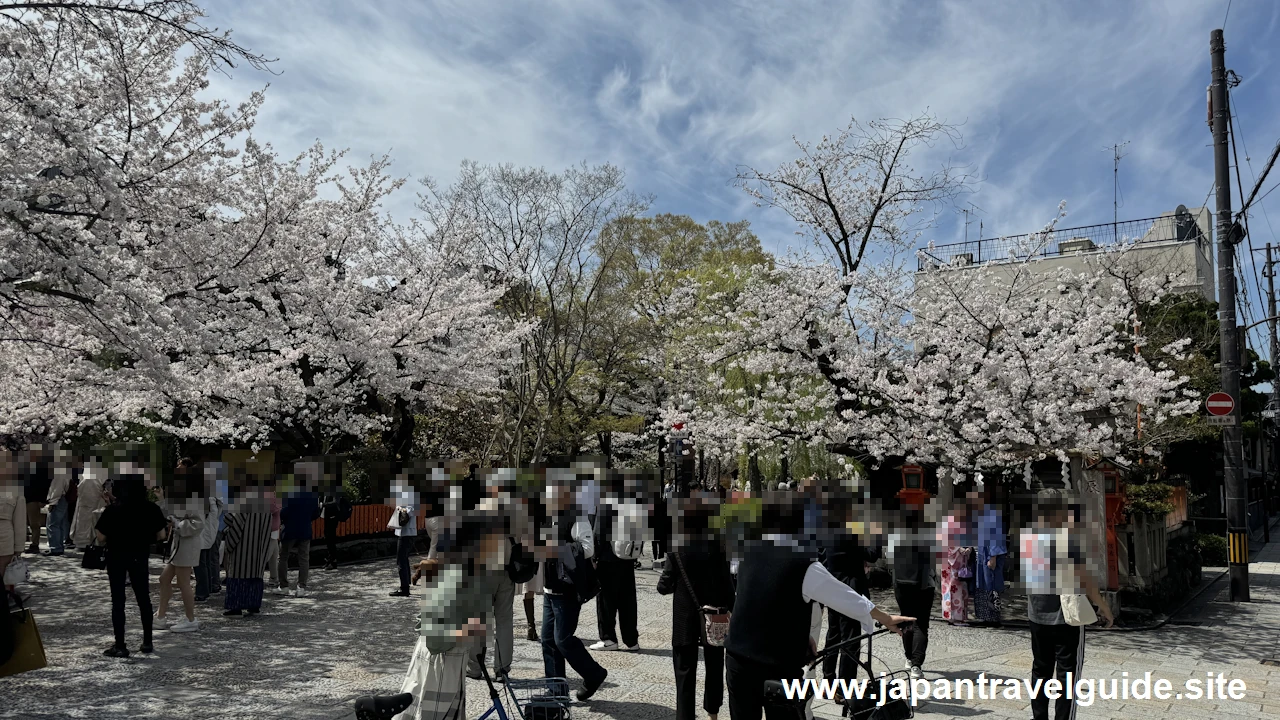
[1212,28,1249,600]
[1265,243,1277,543]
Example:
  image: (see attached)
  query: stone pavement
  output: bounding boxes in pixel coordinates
[3,544,1280,720]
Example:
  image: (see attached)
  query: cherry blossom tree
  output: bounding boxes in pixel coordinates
[0,1,514,453]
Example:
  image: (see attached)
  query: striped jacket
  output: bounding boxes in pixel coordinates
[223,511,272,579]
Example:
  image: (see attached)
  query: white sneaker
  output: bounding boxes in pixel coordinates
[154,616,173,630]
[909,665,923,680]
[170,619,200,633]
[271,586,290,596]
[292,586,310,598]
[905,660,913,671]
[588,640,618,651]
[622,643,640,652]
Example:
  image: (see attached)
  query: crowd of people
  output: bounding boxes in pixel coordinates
[1,447,1114,720]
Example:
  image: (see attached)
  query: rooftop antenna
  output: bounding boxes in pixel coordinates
[959,202,985,244]
[1108,141,1130,241]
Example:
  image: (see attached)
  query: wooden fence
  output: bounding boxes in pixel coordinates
[308,503,426,539]
[1166,485,1189,529]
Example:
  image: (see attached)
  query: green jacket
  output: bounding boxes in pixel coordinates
[416,564,502,654]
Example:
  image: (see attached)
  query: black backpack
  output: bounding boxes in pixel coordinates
[506,538,538,584]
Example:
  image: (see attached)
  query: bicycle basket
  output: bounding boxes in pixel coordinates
[505,677,571,720]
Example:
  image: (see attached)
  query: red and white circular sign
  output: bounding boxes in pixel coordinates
[1206,392,1235,416]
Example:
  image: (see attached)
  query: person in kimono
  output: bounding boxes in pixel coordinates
[938,499,973,625]
[221,475,273,616]
[974,496,1008,626]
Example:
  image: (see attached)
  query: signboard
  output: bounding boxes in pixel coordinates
[1206,415,1237,426]
[1206,392,1235,416]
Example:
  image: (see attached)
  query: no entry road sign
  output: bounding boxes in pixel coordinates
[1206,392,1235,416]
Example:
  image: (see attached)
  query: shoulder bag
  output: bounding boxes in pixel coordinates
[672,551,731,647]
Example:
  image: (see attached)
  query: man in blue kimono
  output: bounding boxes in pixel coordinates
[974,501,1007,626]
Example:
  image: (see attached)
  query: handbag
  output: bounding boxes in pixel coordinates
[81,544,108,571]
[3,557,29,587]
[506,538,538,584]
[672,551,731,647]
[0,593,48,677]
[1061,594,1098,627]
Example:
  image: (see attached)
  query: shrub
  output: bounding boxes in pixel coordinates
[1197,533,1229,566]
[1124,482,1175,518]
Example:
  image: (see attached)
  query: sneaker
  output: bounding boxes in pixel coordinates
[170,619,200,633]
[140,640,154,654]
[41,550,64,556]
[527,628,540,642]
[293,586,310,598]
[588,640,618,651]
[223,609,244,616]
[388,589,411,597]
[576,669,607,701]
[23,545,38,554]
[622,643,640,652]
[905,660,913,671]
[909,665,923,680]
[271,586,290,596]
[104,644,130,658]
[154,616,173,630]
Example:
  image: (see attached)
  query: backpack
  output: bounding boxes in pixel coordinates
[506,538,538,584]
[610,504,643,560]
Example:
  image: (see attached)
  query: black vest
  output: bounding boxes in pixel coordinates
[726,540,817,669]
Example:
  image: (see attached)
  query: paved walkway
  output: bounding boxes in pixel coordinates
[4,545,1280,720]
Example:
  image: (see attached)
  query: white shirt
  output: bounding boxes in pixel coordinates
[763,534,877,631]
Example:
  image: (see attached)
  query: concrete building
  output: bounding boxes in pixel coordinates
[915,205,1215,301]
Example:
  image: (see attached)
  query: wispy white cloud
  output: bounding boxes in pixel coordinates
[201,0,1280,254]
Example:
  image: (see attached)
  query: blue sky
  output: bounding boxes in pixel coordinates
[201,0,1280,318]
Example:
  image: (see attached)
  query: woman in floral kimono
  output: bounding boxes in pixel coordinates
[938,499,973,624]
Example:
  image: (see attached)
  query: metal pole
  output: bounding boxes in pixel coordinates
[1266,243,1277,543]
[1212,28,1250,600]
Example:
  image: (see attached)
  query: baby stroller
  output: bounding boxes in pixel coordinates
[763,624,915,720]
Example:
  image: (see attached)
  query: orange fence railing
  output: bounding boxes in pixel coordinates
[309,503,427,539]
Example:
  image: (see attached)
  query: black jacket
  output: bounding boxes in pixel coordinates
[725,540,817,669]
[657,538,736,647]
[892,532,935,589]
[821,534,880,596]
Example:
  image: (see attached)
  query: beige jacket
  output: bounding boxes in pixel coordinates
[0,490,25,556]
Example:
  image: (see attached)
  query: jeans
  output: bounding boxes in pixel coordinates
[674,644,725,720]
[108,550,153,648]
[541,593,606,685]
[278,538,310,589]
[894,583,934,668]
[595,560,638,646]
[396,535,413,592]
[468,574,516,676]
[1029,621,1083,720]
[725,651,803,720]
[44,498,68,553]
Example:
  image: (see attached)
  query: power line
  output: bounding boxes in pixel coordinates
[1228,83,1280,355]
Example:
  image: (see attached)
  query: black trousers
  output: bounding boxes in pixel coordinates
[396,536,413,592]
[674,644,725,720]
[893,583,934,668]
[1029,621,1083,720]
[725,651,804,720]
[323,518,340,564]
[595,561,638,646]
[107,551,153,648]
[822,607,862,684]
